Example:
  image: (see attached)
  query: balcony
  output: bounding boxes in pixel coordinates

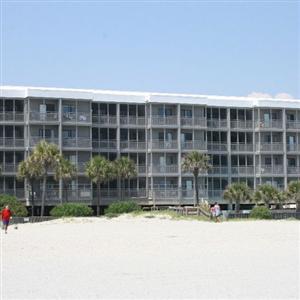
[120,116,146,126]
[92,140,117,151]
[120,140,146,151]
[30,137,59,147]
[208,190,224,199]
[0,138,24,148]
[0,112,24,122]
[287,144,300,152]
[149,164,178,174]
[0,163,19,173]
[231,166,254,176]
[152,189,179,203]
[29,111,59,122]
[77,162,86,173]
[92,115,117,126]
[207,143,228,152]
[286,121,300,130]
[257,165,284,175]
[230,120,253,130]
[150,140,178,150]
[208,166,228,176]
[181,117,206,128]
[181,140,207,151]
[150,116,178,126]
[287,166,300,175]
[256,120,283,129]
[63,138,91,148]
[0,189,25,199]
[137,165,146,174]
[181,189,207,200]
[256,143,284,152]
[207,119,227,129]
[231,143,254,152]
[63,111,91,124]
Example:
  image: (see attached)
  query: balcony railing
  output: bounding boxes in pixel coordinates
[137,165,146,174]
[30,137,59,147]
[63,111,91,123]
[287,166,300,174]
[231,143,254,152]
[63,138,91,148]
[0,112,24,122]
[77,162,86,173]
[150,116,178,126]
[207,119,227,128]
[181,189,207,199]
[256,143,284,152]
[230,120,253,129]
[287,144,300,152]
[0,189,25,199]
[207,143,228,152]
[208,190,224,199]
[181,117,206,127]
[286,121,300,130]
[30,111,59,122]
[231,166,254,176]
[150,140,178,150]
[208,166,228,175]
[256,120,283,129]
[92,140,117,150]
[181,140,207,151]
[0,163,19,173]
[120,140,146,150]
[0,138,24,148]
[257,165,284,175]
[120,116,146,126]
[92,115,117,126]
[149,164,178,174]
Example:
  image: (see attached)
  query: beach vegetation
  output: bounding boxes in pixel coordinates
[0,194,28,217]
[286,180,300,213]
[249,206,272,219]
[50,203,93,217]
[105,200,141,215]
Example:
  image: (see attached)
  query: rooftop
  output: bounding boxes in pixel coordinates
[1,85,300,108]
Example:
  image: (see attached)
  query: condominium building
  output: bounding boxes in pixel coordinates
[1,86,300,209]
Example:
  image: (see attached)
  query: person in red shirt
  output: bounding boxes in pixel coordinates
[1,205,12,234]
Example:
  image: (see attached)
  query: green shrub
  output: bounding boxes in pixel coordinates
[105,212,120,218]
[50,203,93,217]
[0,194,28,217]
[250,206,272,219]
[105,200,141,215]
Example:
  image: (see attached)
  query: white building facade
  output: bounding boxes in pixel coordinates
[1,86,300,208]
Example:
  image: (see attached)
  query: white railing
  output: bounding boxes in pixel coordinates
[256,120,283,129]
[92,140,117,150]
[208,190,224,199]
[181,117,206,127]
[30,111,58,122]
[151,140,178,150]
[257,165,284,175]
[120,116,146,126]
[150,164,178,174]
[0,138,24,148]
[30,137,59,147]
[0,189,25,198]
[230,120,253,129]
[1,163,19,173]
[120,140,146,150]
[0,112,24,122]
[63,111,91,123]
[137,165,146,174]
[150,116,178,126]
[231,166,254,176]
[287,144,300,152]
[256,143,284,152]
[63,138,91,148]
[287,166,300,174]
[181,140,207,151]
[207,143,228,151]
[231,143,254,152]
[208,166,228,175]
[92,115,117,125]
[286,121,300,130]
[207,119,227,128]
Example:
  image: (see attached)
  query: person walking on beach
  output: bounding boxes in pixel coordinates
[213,202,221,222]
[1,205,12,234]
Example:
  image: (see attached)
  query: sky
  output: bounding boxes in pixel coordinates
[1,0,299,98]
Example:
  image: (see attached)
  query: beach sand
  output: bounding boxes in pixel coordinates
[1,215,300,299]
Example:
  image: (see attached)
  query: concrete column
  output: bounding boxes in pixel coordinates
[58,98,63,202]
[177,104,182,205]
[227,108,232,187]
[253,109,257,190]
[145,103,149,199]
[283,108,287,189]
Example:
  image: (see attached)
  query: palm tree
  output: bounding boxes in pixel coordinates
[223,182,252,213]
[286,180,300,213]
[17,155,43,217]
[253,184,281,208]
[55,157,77,203]
[31,141,60,216]
[181,151,211,206]
[86,155,112,216]
[114,156,137,201]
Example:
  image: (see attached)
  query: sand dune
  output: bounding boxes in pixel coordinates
[1,215,300,299]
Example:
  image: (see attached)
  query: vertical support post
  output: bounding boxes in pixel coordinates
[177,103,181,205]
[283,108,287,189]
